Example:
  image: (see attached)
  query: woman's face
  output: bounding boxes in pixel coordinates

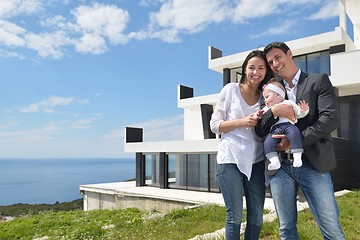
[245,56,267,87]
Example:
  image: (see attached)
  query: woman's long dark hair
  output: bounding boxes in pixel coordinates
[239,50,273,90]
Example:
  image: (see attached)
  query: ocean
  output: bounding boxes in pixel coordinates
[0,158,135,206]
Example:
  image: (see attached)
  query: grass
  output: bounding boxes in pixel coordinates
[0,191,359,239]
[259,190,360,240]
[0,204,226,240]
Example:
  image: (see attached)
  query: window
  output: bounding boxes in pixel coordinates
[338,95,360,140]
[145,154,160,186]
[167,153,219,192]
[307,51,330,74]
[294,55,306,73]
[168,154,187,189]
[187,154,209,191]
[294,50,330,75]
[231,67,242,83]
[209,154,219,192]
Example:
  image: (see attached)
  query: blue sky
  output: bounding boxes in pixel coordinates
[0,0,339,158]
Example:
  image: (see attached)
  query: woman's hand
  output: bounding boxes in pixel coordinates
[243,112,260,128]
[218,113,259,133]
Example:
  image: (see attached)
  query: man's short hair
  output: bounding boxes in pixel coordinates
[264,42,290,55]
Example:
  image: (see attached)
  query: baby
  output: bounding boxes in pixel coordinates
[258,78,309,170]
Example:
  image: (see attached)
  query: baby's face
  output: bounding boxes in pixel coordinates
[263,88,283,107]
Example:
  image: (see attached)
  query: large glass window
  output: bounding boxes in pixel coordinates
[168,154,187,189]
[294,50,330,75]
[209,154,219,192]
[231,67,242,83]
[187,154,209,191]
[294,55,306,73]
[307,51,330,74]
[145,154,160,186]
[338,95,360,140]
[167,153,219,192]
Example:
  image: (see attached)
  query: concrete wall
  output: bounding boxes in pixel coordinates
[82,191,196,212]
[331,50,360,96]
[83,191,117,211]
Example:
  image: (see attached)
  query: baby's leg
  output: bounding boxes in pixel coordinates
[264,134,281,170]
[268,155,281,170]
[285,125,303,167]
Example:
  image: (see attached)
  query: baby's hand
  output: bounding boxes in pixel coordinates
[254,110,264,119]
[298,100,309,112]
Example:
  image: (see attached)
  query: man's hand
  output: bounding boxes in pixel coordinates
[272,103,296,122]
[272,134,291,151]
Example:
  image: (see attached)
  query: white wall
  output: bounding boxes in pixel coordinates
[183,108,204,140]
[330,50,360,96]
[178,93,218,140]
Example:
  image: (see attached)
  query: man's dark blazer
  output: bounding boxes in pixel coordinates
[256,71,339,173]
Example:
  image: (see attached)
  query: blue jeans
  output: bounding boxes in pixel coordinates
[217,161,265,240]
[269,159,345,240]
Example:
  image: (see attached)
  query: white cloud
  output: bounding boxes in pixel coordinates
[71,113,102,129]
[143,0,332,42]
[0,2,131,58]
[0,49,26,59]
[151,0,226,32]
[75,33,108,54]
[142,115,183,141]
[308,0,338,20]
[40,15,67,29]
[103,129,123,139]
[251,20,297,39]
[147,0,227,42]
[0,127,56,142]
[72,3,130,45]
[0,0,340,59]
[135,114,183,130]
[18,96,89,113]
[0,0,43,18]
[231,0,279,23]
[25,31,72,59]
[0,20,26,46]
[0,113,101,145]
[106,114,184,141]
[139,0,166,7]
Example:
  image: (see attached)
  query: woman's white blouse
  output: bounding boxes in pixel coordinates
[210,83,264,180]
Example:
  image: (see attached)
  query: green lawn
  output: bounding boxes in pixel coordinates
[0,190,358,239]
[260,190,360,239]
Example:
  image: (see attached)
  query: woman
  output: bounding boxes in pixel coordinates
[210,50,273,240]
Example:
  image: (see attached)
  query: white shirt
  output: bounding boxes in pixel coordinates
[210,83,264,180]
[283,69,301,102]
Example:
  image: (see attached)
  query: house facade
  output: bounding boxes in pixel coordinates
[124,0,360,194]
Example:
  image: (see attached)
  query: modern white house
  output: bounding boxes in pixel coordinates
[80,0,360,211]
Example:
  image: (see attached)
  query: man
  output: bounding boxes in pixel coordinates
[256,42,345,239]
